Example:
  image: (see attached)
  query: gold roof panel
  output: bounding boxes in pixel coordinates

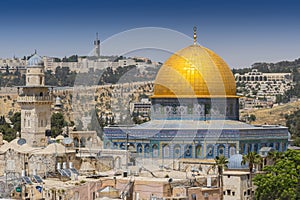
[152,44,237,98]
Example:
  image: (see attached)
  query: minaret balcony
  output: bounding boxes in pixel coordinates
[17,96,53,103]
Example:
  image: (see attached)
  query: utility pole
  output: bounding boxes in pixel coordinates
[126,132,128,170]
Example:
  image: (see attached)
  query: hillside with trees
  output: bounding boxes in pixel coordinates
[254,150,300,199]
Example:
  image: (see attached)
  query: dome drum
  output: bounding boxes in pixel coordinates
[151,97,239,120]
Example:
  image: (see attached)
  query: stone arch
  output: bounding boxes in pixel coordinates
[195,144,202,158]
[80,137,86,147]
[264,76,267,81]
[86,136,93,148]
[173,144,181,159]
[74,137,79,147]
[87,136,93,142]
[114,156,122,169]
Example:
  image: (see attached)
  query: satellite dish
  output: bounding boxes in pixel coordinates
[63,137,73,145]
[17,138,26,146]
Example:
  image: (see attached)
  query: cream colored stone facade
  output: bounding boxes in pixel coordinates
[223,171,251,200]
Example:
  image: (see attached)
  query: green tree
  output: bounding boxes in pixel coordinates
[51,113,66,137]
[266,150,284,165]
[0,116,16,142]
[241,152,262,200]
[213,156,228,200]
[254,150,300,200]
[248,114,256,122]
[10,112,21,132]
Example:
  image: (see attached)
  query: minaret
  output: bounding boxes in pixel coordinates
[94,32,100,57]
[17,52,53,147]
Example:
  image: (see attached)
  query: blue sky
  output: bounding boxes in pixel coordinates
[0,0,300,68]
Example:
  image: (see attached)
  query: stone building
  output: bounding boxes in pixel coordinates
[235,69,294,101]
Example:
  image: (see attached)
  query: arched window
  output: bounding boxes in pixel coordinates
[240,143,245,154]
[80,137,86,147]
[195,144,202,158]
[74,138,79,147]
[217,144,225,157]
[184,145,192,158]
[229,145,236,157]
[173,144,181,158]
[113,143,118,149]
[120,143,125,150]
[152,144,159,158]
[163,144,170,158]
[206,145,214,158]
[144,144,150,157]
[137,144,143,155]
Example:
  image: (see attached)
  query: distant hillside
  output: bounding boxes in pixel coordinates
[232,58,300,74]
[240,100,300,126]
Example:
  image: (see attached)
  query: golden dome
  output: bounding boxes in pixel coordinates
[152,44,237,98]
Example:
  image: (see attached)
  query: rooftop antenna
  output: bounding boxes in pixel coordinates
[193,26,197,45]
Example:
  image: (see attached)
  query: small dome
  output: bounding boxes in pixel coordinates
[56,135,64,140]
[28,54,44,67]
[55,97,62,105]
[228,154,248,169]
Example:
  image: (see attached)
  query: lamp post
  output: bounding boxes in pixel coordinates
[126,132,128,170]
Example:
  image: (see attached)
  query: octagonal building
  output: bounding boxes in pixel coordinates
[103,29,289,159]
